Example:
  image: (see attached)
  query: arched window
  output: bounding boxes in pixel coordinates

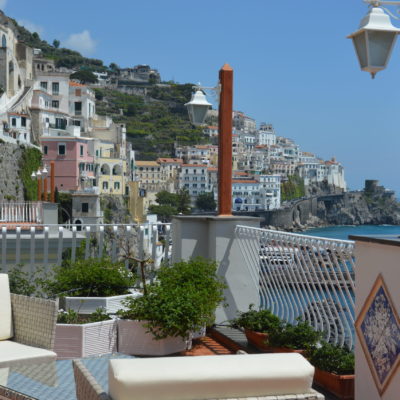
[1,35,6,48]
[101,164,110,175]
[113,164,122,176]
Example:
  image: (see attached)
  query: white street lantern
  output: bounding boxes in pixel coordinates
[31,172,36,178]
[348,6,400,78]
[42,165,48,176]
[185,90,212,126]
[36,169,41,177]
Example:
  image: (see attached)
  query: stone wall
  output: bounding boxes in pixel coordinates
[0,142,25,202]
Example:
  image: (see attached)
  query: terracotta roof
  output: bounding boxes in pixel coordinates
[207,126,218,130]
[135,161,160,166]
[234,171,248,176]
[69,81,86,87]
[157,158,183,164]
[195,145,209,150]
[8,112,29,117]
[232,179,258,184]
[182,164,208,168]
[207,167,218,171]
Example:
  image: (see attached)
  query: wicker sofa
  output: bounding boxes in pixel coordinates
[73,354,325,400]
[0,273,58,367]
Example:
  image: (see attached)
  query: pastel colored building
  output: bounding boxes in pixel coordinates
[41,136,95,191]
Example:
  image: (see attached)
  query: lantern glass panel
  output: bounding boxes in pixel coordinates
[367,31,397,67]
[187,104,209,126]
[353,32,368,68]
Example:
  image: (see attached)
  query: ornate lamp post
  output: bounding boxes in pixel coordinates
[348,1,400,78]
[36,169,42,201]
[185,64,234,216]
[42,165,48,201]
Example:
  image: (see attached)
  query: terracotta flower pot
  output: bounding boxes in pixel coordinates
[270,347,306,356]
[244,329,270,351]
[314,367,354,400]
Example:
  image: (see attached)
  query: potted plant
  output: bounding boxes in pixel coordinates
[117,257,226,356]
[309,341,354,400]
[229,305,282,351]
[54,308,118,359]
[267,319,322,355]
[43,258,140,314]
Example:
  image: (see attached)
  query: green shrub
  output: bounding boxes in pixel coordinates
[310,341,354,375]
[117,257,226,340]
[43,258,136,297]
[57,307,111,324]
[268,318,322,351]
[229,304,282,333]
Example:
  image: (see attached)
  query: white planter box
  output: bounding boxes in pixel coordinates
[54,319,117,359]
[64,290,142,314]
[117,320,189,356]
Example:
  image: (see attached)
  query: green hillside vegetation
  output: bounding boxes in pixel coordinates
[281,175,305,201]
[94,86,206,160]
[11,16,207,160]
[12,19,106,71]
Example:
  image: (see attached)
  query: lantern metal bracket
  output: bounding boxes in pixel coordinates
[192,83,221,104]
[364,0,400,19]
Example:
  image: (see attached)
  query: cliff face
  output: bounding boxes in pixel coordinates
[317,191,400,226]
[260,182,400,230]
[0,143,41,202]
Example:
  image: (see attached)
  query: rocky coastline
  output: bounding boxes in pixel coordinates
[263,180,400,232]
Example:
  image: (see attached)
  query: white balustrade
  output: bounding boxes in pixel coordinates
[0,222,172,276]
[235,225,355,349]
[0,202,43,224]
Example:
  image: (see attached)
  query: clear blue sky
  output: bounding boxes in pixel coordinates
[3,0,400,194]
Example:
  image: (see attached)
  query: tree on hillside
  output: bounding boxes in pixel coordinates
[70,70,98,84]
[148,190,191,221]
[176,189,191,214]
[196,192,216,212]
[53,39,60,48]
[109,62,119,72]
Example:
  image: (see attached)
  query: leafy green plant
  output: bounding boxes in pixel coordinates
[310,342,354,375]
[267,318,323,351]
[57,308,80,324]
[87,307,111,323]
[57,307,111,324]
[117,257,226,340]
[43,258,136,297]
[6,265,45,296]
[229,304,282,333]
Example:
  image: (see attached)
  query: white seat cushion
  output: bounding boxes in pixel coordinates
[109,353,314,400]
[0,274,13,340]
[0,340,57,368]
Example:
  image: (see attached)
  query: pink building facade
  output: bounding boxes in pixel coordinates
[40,136,95,191]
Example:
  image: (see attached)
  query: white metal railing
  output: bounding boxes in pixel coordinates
[0,223,172,275]
[0,202,43,223]
[235,225,355,349]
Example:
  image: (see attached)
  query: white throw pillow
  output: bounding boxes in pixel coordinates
[0,274,13,340]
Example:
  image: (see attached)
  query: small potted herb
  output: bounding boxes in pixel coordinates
[43,258,140,314]
[229,305,282,351]
[309,341,354,400]
[267,319,323,354]
[54,308,117,359]
[117,257,226,356]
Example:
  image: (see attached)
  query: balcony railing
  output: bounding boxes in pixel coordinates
[0,223,171,275]
[235,225,355,349]
[0,202,43,223]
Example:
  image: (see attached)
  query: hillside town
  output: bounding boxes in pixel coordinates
[0,12,346,225]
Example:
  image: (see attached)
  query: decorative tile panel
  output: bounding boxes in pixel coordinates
[356,274,400,395]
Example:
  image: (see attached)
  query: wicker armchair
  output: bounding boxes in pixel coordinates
[0,274,58,368]
[73,359,325,400]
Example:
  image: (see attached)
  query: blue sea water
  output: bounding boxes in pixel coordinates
[303,225,400,241]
